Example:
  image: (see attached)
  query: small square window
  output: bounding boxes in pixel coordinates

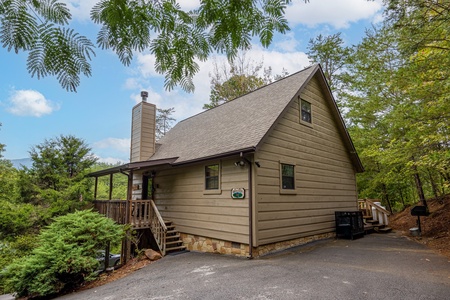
[205,164,219,190]
[281,164,295,190]
[301,99,312,123]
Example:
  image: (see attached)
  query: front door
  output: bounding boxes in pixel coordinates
[142,175,152,200]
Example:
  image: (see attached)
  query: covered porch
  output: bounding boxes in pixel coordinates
[89,158,182,260]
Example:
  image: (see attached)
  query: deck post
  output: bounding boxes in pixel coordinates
[109,174,113,200]
[94,177,98,200]
[125,169,134,262]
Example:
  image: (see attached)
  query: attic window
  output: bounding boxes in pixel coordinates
[205,164,220,190]
[300,99,312,123]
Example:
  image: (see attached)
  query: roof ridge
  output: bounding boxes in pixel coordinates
[176,64,317,124]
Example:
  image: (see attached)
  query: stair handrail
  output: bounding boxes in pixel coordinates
[359,198,390,226]
[365,199,390,215]
[149,199,167,256]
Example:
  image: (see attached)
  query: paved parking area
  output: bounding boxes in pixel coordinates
[58,233,450,300]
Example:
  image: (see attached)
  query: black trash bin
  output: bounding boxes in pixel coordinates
[335,211,364,240]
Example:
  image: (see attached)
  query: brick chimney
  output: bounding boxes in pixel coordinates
[130,91,156,162]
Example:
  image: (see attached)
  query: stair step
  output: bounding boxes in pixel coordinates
[377,227,392,233]
[364,224,374,235]
[166,245,186,252]
[366,219,379,224]
[363,216,372,220]
[166,240,183,245]
[166,234,181,240]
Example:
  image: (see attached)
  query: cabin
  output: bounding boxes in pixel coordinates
[90,64,364,259]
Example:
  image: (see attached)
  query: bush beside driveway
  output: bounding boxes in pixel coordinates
[58,233,450,300]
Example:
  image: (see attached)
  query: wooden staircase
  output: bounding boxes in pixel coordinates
[148,200,186,256]
[359,199,393,234]
[164,220,186,254]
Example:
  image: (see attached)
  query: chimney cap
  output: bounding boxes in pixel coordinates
[140,91,148,102]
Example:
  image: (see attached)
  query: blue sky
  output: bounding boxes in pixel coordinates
[0,0,383,163]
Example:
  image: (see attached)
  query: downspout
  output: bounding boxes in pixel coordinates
[241,153,253,259]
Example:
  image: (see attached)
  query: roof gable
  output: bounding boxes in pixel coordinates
[149,65,316,164]
[148,64,363,172]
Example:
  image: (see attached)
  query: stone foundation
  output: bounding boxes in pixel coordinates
[179,232,335,257]
[253,232,335,257]
[180,233,250,256]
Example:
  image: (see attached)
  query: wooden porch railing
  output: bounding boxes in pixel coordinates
[358,199,390,225]
[130,199,152,229]
[93,199,167,255]
[93,200,127,224]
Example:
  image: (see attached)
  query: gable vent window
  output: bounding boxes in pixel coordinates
[301,99,312,124]
[281,164,295,190]
[205,164,220,190]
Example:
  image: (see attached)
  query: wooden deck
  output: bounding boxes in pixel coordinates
[93,199,174,255]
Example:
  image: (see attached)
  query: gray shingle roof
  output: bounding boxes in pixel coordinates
[149,65,318,164]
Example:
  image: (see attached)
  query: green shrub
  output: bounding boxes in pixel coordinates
[0,234,39,294]
[1,209,124,298]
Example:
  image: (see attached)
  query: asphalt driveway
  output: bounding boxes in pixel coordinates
[58,233,450,300]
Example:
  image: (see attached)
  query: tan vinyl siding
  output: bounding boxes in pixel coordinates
[254,75,358,246]
[154,157,250,244]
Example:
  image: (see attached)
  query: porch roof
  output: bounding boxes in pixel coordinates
[88,157,178,177]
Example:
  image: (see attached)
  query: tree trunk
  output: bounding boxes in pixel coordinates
[382,183,393,214]
[411,157,427,207]
[427,169,439,199]
[413,171,427,207]
[399,188,406,209]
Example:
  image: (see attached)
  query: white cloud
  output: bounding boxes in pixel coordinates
[123,78,140,90]
[275,32,300,52]
[136,53,161,78]
[179,0,200,11]
[93,138,130,153]
[237,47,310,78]
[95,156,128,165]
[286,0,383,29]
[92,138,130,164]
[61,0,95,22]
[7,90,59,117]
